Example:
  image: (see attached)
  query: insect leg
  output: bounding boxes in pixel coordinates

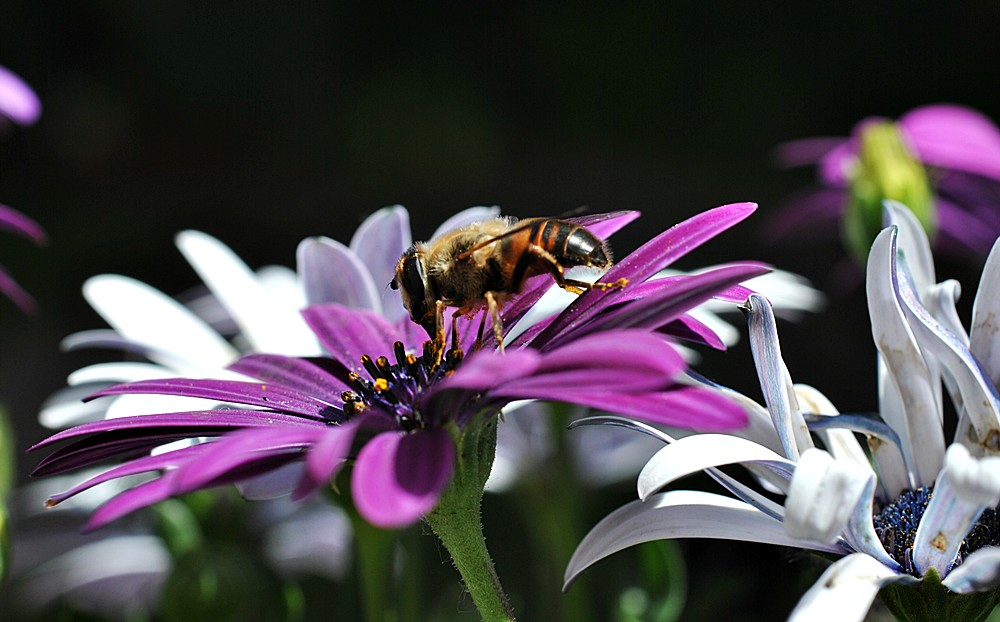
[474,307,488,351]
[433,300,448,363]
[485,291,505,353]
[527,244,628,294]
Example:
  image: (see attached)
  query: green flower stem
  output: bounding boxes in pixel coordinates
[426,413,516,622]
[351,506,402,622]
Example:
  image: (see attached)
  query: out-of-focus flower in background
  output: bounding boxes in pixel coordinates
[0,65,41,129]
[567,202,1000,621]
[0,65,44,314]
[774,104,1000,264]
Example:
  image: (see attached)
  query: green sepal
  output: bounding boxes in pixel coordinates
[878,568,1000,622]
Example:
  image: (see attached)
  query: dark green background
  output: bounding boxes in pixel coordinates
[1,3,998,620]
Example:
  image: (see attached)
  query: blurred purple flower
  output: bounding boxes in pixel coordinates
[31,203,764,530]
[0,204,45,313]
[774,104,1000,261]
[0,65,44,312]
[0,64,41,127]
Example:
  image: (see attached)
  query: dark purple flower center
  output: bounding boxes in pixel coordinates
[341,340,464,433]
[873,486,1000,576]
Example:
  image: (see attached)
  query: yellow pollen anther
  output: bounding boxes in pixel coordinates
[374,378,389,392]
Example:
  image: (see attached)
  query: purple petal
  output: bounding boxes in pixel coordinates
[773,137,850,168]
[296,236,382,311]
[0,265,36,313]
[491,385,747,431]
[229,353,350,397]
[295,421,359,500]
[31,410,317,449]
[935,197,1000,256]
[172,426,326,492]
[531,203,757,348]
[900,104,1000,181]
[0,203,46,244]
[664,315,727,350]
[765,188,846,240]
[352,429,454,528]
[302,304,400,374]
[510,330,686,392]
[546,263,770,347]
[431,349,542,394]
[30,410,320,477]
[46,443,212,506]
[350,206,412,322]
[85,475,180,531]
[565,210,641,241]
[90,378,341,421]
[0,65,42,125]
[817,137,859,184]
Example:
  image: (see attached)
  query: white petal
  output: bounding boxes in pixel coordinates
[349,206,411,322]
[883,200,936,295]
[83,274,238,369]
[638,434,796,500]
[104,393,225,419]
[785,448,874,545]
[15,535,169,614]
[867,227,944,486]
[564,490,842,589]
[175,230,320,355]
[842,475,902,570]
[942,547,1000,592]
[745,293,812,459]
[237,462,306,500]
[37,390,110,428]
[738,269,826,317]
[896,245,1000,451]
[263,501,353,580]
[257,265,307,308]
[430,205,502,238]
[914,444,1000,577]
[971,238,1000,388]
[296,236,382,311]
[66,362,175,385]
[925,279,967,345]
[794,384,870,467]
[788,552,911,622]
[873,362,919,498]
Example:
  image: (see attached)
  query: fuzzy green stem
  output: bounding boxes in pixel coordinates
[425,413,515,622]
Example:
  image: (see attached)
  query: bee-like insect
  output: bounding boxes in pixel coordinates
[390,216,626,351]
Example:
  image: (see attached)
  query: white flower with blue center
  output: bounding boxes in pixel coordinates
[566,201,1000,621]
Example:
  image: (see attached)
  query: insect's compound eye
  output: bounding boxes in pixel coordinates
[395,248,430,322]
[398,250,426,300]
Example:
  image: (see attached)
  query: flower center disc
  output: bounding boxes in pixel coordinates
[873,486,1000,576]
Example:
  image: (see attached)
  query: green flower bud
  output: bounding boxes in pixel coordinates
[844,120,936,263]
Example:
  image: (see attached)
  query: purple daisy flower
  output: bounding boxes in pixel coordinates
[774,104,1000,262]
[30,202,764,532]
